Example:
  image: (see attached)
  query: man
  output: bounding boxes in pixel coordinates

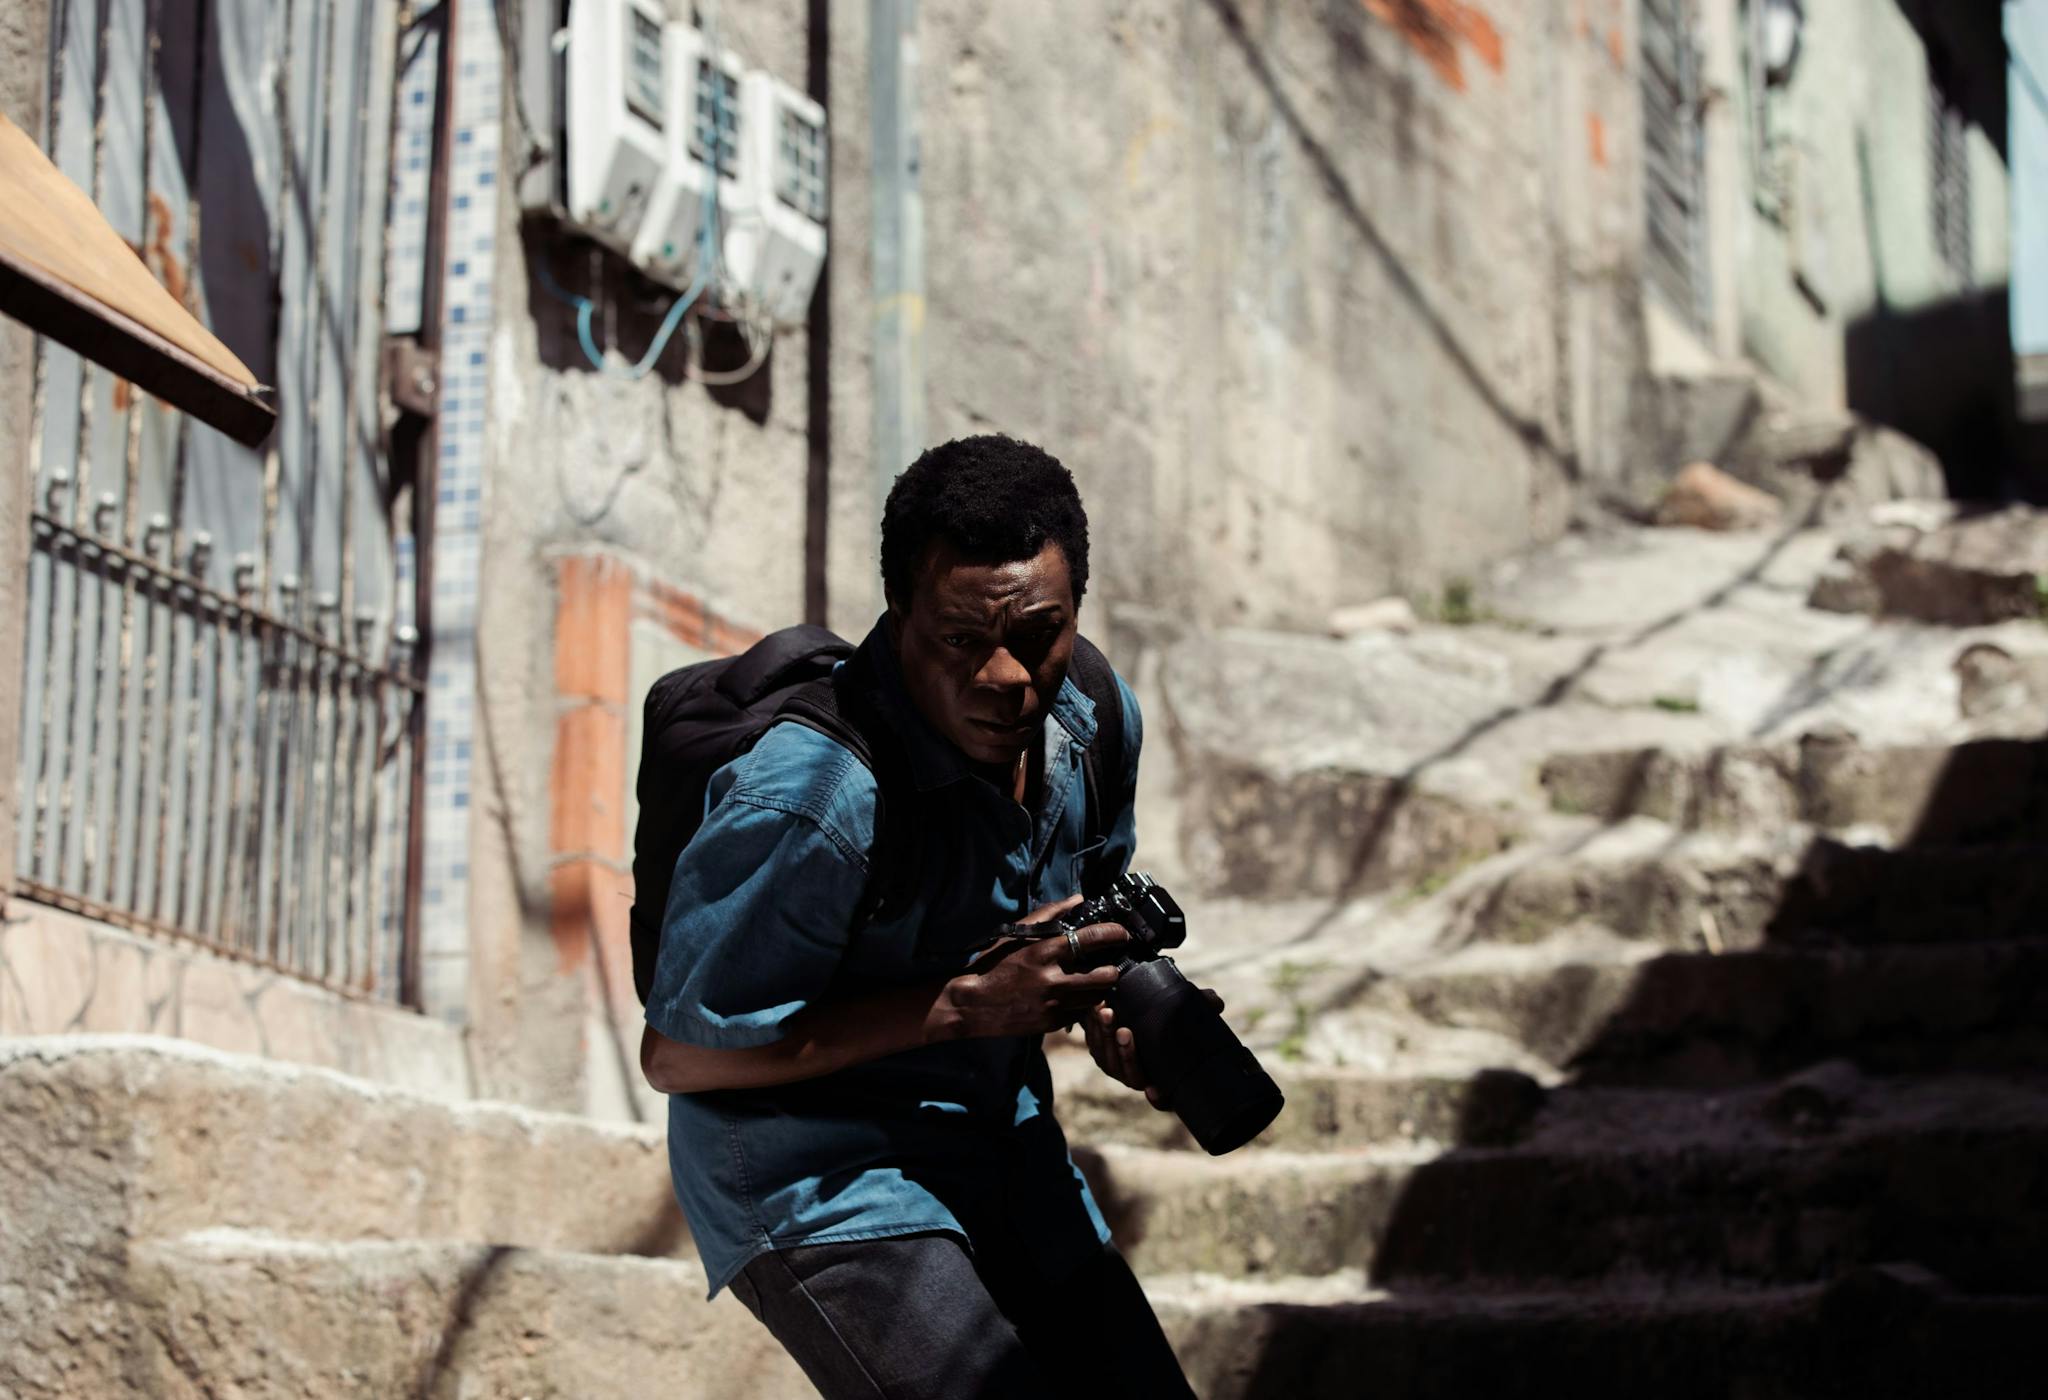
[639,435,1198,1398]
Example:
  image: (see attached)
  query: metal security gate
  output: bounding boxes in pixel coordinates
[1642,0,1713,334]
[14,0,429,1003]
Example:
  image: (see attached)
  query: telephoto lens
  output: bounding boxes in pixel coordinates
[1056,873,1285,1155]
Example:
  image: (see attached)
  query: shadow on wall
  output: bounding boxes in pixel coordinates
[521,221,775,426]
[1220,732,2047,1397]
[1844,285,2048,503]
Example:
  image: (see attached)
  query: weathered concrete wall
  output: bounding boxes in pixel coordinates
[0,0,50,914]
[470,0,817,1113]
[473,0,1656,1111]
[900,0,1647,630]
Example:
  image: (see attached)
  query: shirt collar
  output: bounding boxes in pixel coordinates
[860,616,1099,793]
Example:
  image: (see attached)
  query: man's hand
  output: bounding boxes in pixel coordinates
[936,895,1129,1041]
[1083,989,1225,1111]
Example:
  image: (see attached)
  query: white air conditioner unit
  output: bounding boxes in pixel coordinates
[727,70,827,327]
[629,23,745,291]
[562,0,667,254]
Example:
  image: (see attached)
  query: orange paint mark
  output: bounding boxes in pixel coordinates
[112,378,134,412]
[142,191,189,309]
[554,553,634,704]
[1360,0,1505,93]
[1607,26,1626,68]
[1588,112,1608,167]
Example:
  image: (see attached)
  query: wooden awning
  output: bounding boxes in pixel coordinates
[0,111,275,447]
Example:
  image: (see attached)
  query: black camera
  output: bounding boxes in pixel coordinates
[1052,873,1285,1156]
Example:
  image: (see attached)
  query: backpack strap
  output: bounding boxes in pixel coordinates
[1064,635,1127,892]
[768,647,921,928]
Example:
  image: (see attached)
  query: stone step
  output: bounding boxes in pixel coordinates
[1539,735,2048,846]
[1373,939,2048,1086]
[1076,1142,1422,1279]
[102,1230,813,1400]
[1082,1076,2048,1291]
[1456,827,2048,953]
[1048,1051,1546,1152]
[1152,1271,2047,1400]
[0,1036,688,1259]
[1370,1095,2048,1294]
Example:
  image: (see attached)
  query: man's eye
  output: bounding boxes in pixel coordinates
[941,634,971,649]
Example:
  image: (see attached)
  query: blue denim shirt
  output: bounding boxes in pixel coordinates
[646,620,1142,1297]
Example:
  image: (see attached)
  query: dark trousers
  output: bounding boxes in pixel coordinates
[727,1232,1195,1400]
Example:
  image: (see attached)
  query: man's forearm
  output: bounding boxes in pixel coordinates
[640,978,964,1095]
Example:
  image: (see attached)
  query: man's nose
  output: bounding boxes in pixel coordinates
[975,646,1032,690]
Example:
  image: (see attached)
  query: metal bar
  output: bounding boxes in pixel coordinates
[215,559,257,946]
[195,581,229,938]
[268,574,303,967]
[237,599,281,957]
[29,511,425,686]
[76,496,118,896]
[356,661,393,992]
[123,514,166,907]
[307,595,340,977]
[50,507,96,891]
[145,556,184,923]
[172,542,214,931]
[339,613,372,987]
[26,488,73,881]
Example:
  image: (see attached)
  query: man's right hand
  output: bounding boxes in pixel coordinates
[936,896,1129,1040]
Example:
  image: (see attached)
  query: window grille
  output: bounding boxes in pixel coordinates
[1929,64,1974,285]
[1641,0,1714,335]
[14,0,426,1003]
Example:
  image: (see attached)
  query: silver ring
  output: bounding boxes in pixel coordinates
[1063,927,1082,964]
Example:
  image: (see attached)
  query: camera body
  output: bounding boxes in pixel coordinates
[1055,871,1187,967]
[1053,873,1284,1156]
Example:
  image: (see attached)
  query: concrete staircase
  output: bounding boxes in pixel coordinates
[9,522,2048,1396]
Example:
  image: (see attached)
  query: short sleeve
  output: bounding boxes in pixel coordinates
[644,757,873,1051]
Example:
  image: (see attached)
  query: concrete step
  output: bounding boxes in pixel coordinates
[1152,1271,2048,1400]
[1371,1086,2048,1294]
[1076,1142,1422,1279]
[1081,1075,2048,1291]
[1539,735,2048,846]
[106,1230,811,1400]
[1048,1050,1546,1152]
[0,1036,688,1258]
[1373,939,2048,1086]
[1453,826,2048,953]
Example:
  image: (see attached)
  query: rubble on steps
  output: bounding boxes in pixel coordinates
[1809,502,2048,625]
[1654,461,1784,532]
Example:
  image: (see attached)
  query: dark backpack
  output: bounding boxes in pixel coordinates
[627,624,1129,1007]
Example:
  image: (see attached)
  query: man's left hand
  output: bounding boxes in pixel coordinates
[1082,990,1225,1111]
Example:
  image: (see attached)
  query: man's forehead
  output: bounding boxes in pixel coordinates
[917,540,1072,613]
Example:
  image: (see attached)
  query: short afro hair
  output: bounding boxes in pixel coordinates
[880,434,1091,609]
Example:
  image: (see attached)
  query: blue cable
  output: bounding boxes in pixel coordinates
[536,55,729,381]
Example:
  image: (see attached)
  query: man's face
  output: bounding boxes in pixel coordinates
[889,538,1079,768]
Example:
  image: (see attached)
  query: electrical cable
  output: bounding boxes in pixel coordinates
[531,0,773,388]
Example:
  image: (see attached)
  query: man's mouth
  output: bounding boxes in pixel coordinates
[969,717,1034,738]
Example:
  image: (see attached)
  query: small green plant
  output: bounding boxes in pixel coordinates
[1240,1006,1268,1035]
[1440,577,1479,626]
[1652,694,1701,714]
[1275,1004,1311,1062]
[1266,959,1322,999]
[2034,573,2047,617]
